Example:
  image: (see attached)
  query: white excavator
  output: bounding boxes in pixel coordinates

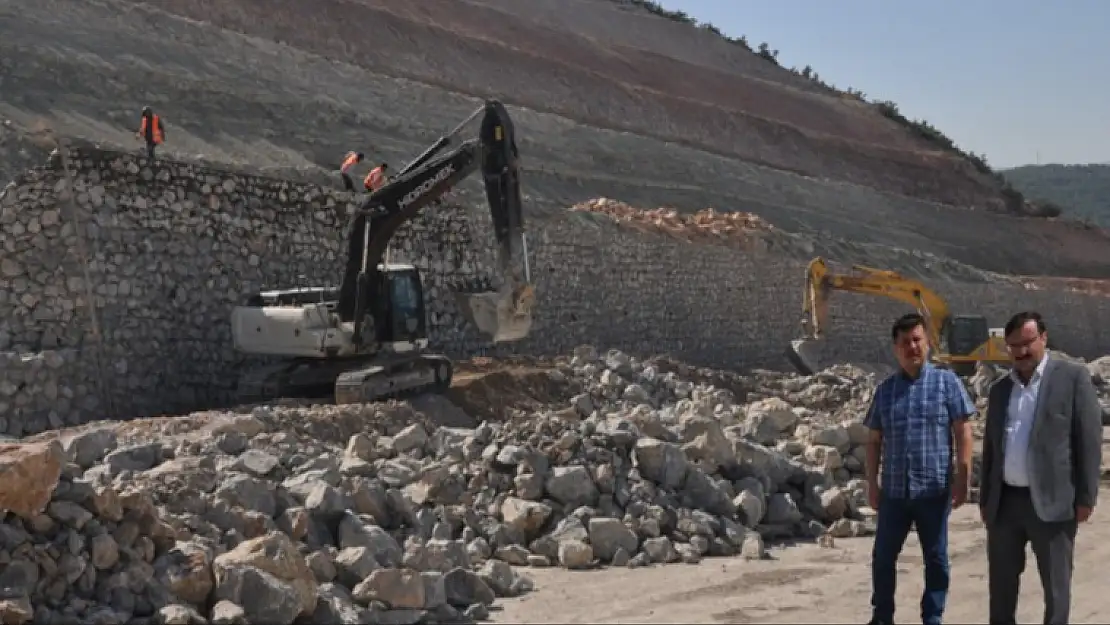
[229,100,536,404]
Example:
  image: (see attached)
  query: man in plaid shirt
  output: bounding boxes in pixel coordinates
[864,313,976,625]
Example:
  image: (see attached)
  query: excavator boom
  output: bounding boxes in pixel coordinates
[786,257,1003,375]
[337,100,534,344]
[457,99,534,343]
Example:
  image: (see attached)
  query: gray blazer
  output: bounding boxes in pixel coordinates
[980,356,1103,524]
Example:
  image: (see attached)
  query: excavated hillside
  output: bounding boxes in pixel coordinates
[2,0,1110,278]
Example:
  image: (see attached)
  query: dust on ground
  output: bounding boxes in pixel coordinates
[491,483,1110,624]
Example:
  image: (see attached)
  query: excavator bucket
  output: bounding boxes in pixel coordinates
[786,338,824,376]
[453,99,537,344]
[786,257,830,375]
[455,282,535,343]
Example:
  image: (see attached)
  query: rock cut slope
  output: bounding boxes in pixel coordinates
[102,0,1028,209]
[3,0,1110,279]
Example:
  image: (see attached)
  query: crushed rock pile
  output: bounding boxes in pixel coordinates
[1088,356,1110,423]
[1019,276,1110,297]
[1,348,1108,625]
[569,198,777,249]
[968,353,1110,425]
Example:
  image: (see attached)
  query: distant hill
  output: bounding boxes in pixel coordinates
[1002,164,1110,226]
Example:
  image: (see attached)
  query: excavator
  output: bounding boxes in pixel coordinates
[229,100,535,404]
[787,257,1010,377]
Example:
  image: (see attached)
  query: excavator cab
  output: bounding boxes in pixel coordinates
[363,264,428,348]
[938,315,991,376]
[944,315,990,356]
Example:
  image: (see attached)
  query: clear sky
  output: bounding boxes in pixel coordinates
[660,0,1109,168]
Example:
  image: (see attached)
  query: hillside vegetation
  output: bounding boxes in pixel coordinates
[1003,164,1110,227]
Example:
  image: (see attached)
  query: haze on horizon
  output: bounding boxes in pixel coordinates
[661,0,1110,169]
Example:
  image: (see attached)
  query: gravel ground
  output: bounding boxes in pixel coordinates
[490,484,1110,624]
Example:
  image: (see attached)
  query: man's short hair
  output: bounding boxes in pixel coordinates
[891,312,927,341]
[1004,311,1046,337]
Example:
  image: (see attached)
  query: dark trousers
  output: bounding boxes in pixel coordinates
[145,140,157,159]
[987,484,1077,625]
[340,172,354,191]
[871,492,952,625]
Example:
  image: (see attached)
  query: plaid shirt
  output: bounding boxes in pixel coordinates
[864,364,975,499]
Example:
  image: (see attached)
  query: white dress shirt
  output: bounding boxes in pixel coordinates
[1002,353,1049,487]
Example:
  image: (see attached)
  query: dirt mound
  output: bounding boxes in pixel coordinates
[446,356,580,423]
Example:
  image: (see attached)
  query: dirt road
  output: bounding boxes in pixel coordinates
[492,486,1110,624]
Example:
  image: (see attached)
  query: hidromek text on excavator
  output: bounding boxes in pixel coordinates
[229,100,536,404]
[787,257,1011,376]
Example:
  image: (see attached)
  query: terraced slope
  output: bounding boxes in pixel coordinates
[2,0,1109,278]
[130,0,996,208]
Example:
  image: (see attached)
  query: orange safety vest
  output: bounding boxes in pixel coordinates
[340,152,360,174]
[364,167,386,191]
[139,115,164,144]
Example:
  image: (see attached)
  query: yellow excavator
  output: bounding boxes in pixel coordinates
[787,257,1010,376]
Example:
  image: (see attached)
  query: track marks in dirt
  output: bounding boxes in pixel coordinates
[712,605,804,623]
[658,566,830,606]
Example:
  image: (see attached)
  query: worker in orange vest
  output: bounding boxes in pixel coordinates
[135,107,166,160]
[364,163,388,192]
[339,151,364,191]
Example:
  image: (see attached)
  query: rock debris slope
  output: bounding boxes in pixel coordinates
[4,348,1108,624]
[4,0,1110,277]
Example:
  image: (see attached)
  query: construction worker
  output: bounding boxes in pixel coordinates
[339,151,364,191]
[135,107,166,160]
[364,162,388,192]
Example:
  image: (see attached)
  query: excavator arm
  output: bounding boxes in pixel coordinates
[336,100,534,345]
[788,257,952,374]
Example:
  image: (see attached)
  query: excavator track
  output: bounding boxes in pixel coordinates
[334,353,453,405]
[235,353,453,405]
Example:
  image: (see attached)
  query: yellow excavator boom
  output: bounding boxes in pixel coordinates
[789,257,1008,375]
[798,257,950,349]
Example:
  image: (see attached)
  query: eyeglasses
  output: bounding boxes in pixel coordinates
[1005,334,1044,352]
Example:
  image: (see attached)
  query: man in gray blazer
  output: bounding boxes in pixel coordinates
[980,311,1102,625]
